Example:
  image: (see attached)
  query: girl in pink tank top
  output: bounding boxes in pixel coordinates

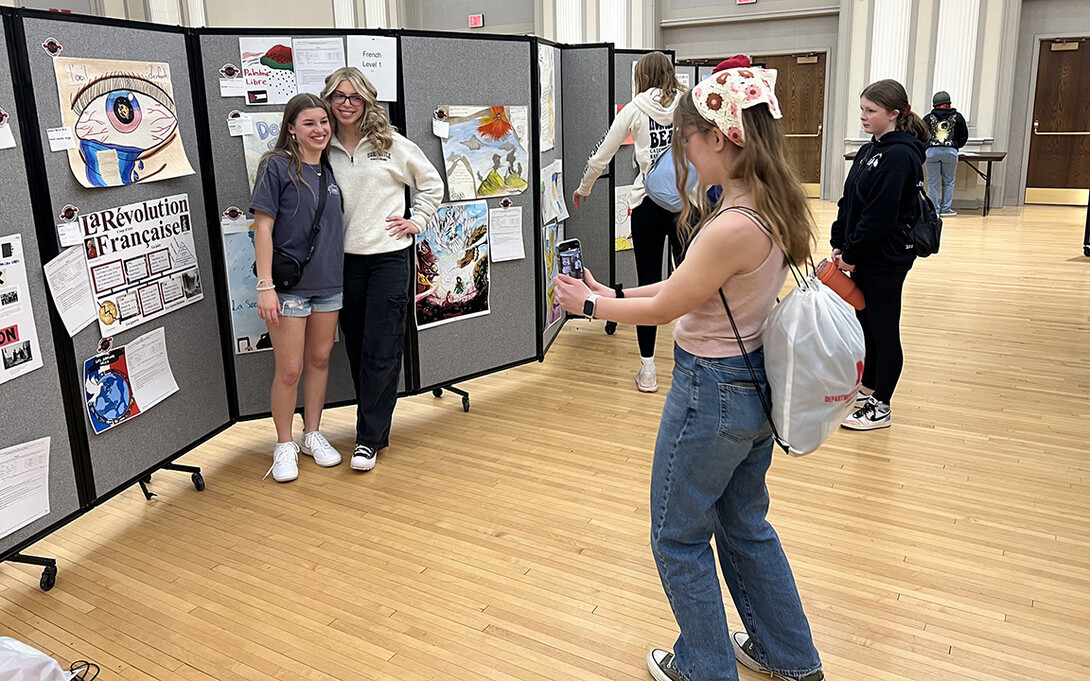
[555,67,826,681]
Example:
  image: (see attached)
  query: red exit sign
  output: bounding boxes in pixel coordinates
[469,14,484,28]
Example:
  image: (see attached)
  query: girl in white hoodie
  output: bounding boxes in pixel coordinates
[572,51,685,393]
[322,67,444,472]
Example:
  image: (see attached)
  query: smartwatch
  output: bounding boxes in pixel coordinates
[582,293,601,319]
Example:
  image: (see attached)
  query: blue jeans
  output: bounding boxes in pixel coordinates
[651,344,821,681]
[925,146,958,214]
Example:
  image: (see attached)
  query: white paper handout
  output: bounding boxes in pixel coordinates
[346,35,397,102]
[77,194,204,336]
[0,437,51,540]
[488,206,524,262]
[42,246,97,337]
[293,37,346,96]
[0,122,15,150]
[0,235,45,385]
[84,327,179,435]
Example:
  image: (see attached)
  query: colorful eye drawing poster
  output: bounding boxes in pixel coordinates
[615,184,634,251]
[415,201,490,330]
[0,235,44,386]
[222,221,271,354]
[543,221,562,326]
[84,327,178,435]
[52,57,195,189]
[78,194,203,336]
[440,105,529,201]
[242,112,284,191]
[539,46,557,152]
[240,37,297,105]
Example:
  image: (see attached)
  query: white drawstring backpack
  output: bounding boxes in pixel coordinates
[718,207,865,456]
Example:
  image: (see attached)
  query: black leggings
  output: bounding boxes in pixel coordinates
[630,199,680,358]
[851,269,909,405]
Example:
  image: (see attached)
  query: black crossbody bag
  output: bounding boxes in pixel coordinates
[271,164,328,290]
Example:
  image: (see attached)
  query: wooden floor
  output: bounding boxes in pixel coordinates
[3,202,1089,680]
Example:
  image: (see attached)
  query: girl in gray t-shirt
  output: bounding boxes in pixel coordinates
[249,93,346,483]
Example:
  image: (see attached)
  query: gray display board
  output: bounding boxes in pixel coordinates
[21,16,229,497]
[0,19,81,557]
[539,41,565,352]
[401,34,538,389]
[560,45,612,288]
[196,32,371,418]
[613,50,654,288]
[676,63,699,90]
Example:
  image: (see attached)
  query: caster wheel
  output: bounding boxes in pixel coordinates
[462,397,470,412]
[432,388,444,397]
[40,566,57,592]
[192,472,205,492]
[1084,245,1090,257]
[604,321,617,335]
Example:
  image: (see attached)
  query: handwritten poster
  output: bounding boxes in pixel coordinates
[78,194,203,335]
[240,37,297,105]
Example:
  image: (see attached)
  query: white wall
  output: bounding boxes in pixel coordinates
[205,0,333,27]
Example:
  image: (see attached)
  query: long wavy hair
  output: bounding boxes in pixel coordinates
[257,93,331,208]
[673,92,814,265]
[321,66,394,153]
[633,51,685,108]
[861,79,930,142]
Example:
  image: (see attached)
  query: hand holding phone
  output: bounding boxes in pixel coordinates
[556,238,584,280]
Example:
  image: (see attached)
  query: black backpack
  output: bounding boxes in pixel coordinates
[910,181,942,257]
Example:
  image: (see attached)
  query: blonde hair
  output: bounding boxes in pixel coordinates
[673,93,814,265]
[321,66,394,153]
[257,93,331,209]
[633,51,685,108]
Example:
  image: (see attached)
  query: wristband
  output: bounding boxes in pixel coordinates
[256,283,276,291]
[613,283,625,299]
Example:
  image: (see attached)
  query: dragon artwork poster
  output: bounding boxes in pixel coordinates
[415,201,490,330]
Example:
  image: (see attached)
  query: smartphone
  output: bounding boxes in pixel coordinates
[556,238,584,280]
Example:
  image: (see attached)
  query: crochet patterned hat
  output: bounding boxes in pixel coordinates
[691,66,781,146]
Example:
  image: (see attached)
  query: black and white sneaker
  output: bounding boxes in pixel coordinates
[854,389,872,407]
[732,632,824,681]
[646,649,685,681]
[841,396,892,430]
[350,444,376,471]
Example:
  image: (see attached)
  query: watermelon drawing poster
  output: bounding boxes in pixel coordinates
[240,37,297,105]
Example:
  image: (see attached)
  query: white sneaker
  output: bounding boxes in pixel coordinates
[301,430,342,467]
[264,441,299,482]
[854,389,872,407]
[635,364,658,392]
[350,444,376,471]
[841,396,892,431]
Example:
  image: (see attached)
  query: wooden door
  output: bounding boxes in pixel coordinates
[1026,38,1090,205]
[752,53,826,198]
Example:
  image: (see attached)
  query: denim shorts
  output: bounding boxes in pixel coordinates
[277,291,343,317]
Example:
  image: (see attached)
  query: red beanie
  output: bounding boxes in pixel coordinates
[713,55,751,73]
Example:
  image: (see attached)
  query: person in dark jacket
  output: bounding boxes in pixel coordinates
[923,91,969,216]
[831,79,929,431]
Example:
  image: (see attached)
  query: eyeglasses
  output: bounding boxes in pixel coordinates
[331,92,364,106]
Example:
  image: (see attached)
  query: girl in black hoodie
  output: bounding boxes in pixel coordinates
[831,79,928,431]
